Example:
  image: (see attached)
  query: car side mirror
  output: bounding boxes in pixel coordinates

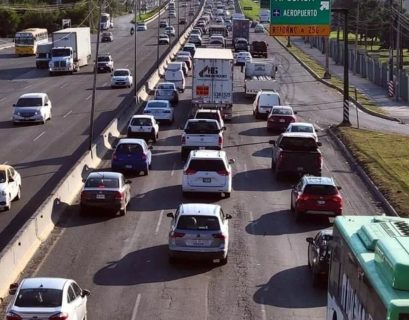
[9,283,18,295]
[306,237,313,244]
[13,104,16,107]
[337,186,342,190]
[228,159,235,164]
[225,214,232,219]
[125,180,132,184]
[294,111,297,114]
[317,142,322,147]
[222,126,226,130]
[81,289,91,297]
[269,140,276,145]
[166,212,174,218]
[148,145,153,150]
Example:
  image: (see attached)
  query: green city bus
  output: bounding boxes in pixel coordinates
[327,216,409,320]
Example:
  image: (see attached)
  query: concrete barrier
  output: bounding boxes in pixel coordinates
[0,4,204,301]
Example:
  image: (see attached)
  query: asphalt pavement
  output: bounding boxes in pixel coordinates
[288,36,409,124]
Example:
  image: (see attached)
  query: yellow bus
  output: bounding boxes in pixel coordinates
[15,28,49,56]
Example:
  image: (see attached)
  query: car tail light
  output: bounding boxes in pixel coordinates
[170,231,185,238]
[317,154,323,168]
[115,191,124,200]
[184,168,196,175]
[80,191,90,200]
[181,136,186,145]
[49,313,68,320]
[6,312,22,320]
[298,194,311,201]
[212,232,226,239]
[217,170,229,176]
[330,194,343,204]
[218,135,223,146]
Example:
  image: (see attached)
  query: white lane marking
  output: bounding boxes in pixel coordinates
[260,294,267,320]
[249,211,256,234]
[170,162,176,176]
[244,163,248,177]
[33,131,45,141]
[130,294,142,320]
[60,83,67,88]
[103,82,108,87]
[85,94,92,101]
[63,110,72,118]
[155,210,164,234]
[0,97,6,102]
[23,84,33,89]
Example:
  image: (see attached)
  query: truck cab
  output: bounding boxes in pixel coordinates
[49,47,74,75]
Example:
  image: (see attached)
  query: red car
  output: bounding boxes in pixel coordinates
[267,105,297,132]
[291,175,343,221]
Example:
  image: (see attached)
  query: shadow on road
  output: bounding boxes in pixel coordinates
[253,265,327,308]
[233,168,288,192]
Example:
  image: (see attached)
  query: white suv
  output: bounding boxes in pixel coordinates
[194,108,225,129]
[12,93,52,124]
[181,150,234,197]
[0,165,21,211]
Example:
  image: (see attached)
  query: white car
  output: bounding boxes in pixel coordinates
[127,115,159,142]
[12,93,52,124]
[168,11,176,18]
[159,33,170,44]
[6,277,90,320]
[181,150,234,197]
[235,51,252,65]
[0,165,21,211]
[136,22,147,31]
[165,26,176,36]
[143,100,175,123]
[285,122,318,141]
[111,68,133,88]
[166,203,232,264]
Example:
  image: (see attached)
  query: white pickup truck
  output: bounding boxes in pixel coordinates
[244,61,278,97]
[181,119,225,160]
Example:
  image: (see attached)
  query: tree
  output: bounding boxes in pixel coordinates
[0,9,20,36]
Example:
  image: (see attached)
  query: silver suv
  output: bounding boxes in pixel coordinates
[166,203,232,264]
[96,54,114,73]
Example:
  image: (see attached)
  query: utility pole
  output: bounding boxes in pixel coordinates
[389,0,394,88]
[323,36,331,79]
[157,1,161,75]
[342,10,350,125]
[89,0,93,30]
[396,0,401,101]
[89,0,104,152]
[134,0,138,97]
[353,0,359,75]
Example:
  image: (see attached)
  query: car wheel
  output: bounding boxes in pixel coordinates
[254,110,260,119]
[290,201,294,213]
[271,158,276,170]
[4,197,10,211]
[307,250,312,269]
[42,118,46,125]
[219,255,228,265]
[119,207,127,216]
[223,192,230,198]
[143,164,149,175]
[312,272,320,287]
[149,162,152,170]
[15,186,21,201]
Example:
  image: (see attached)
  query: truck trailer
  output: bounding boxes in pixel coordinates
[232,18,249,43]
[244,61,278,97]
[49,27,91,75]
[192,48,234,120]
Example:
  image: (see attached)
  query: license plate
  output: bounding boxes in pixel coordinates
[96,194,105,199]
[279,119,285,123]
[317,200,326,205]
[186,239,209,246]
[125,165,132,168]
[203,178,211,183]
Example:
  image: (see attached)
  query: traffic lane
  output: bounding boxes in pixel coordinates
[6,59,386,320]
[0,5,198,245]
[250,32,409,136]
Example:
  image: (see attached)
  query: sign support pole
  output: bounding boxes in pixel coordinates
[341,9,351,125]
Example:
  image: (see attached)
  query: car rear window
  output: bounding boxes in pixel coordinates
[304,184,338,195]
[116,143,143,154]
[279,137,318,150]
[147,101,168,108]
[85,177,119,188]
[15,288,62,308]
[156,89,173,97]
[98,56,110,61]
[188,159,226,171]
[157,83,175,90]
[177,215,220,230]
[271,108,293,115]
[0,170,6,183]
[185,121,220,133]
[195,113,219,122]
[131,118,152,126]
[16,98,42,107]
[289,125,313,133]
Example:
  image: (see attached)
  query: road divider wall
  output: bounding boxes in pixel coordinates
[0,4,203,301]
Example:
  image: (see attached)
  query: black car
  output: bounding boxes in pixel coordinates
[101,32,113,42]
[160,20,168,28]
[306,229,333,286]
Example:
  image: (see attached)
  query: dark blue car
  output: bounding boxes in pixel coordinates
[111,138,152,175]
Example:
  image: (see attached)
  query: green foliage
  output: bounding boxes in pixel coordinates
[0,9,20,36]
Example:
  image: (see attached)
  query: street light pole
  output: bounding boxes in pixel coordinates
[157,0,161,74]
[177,0,180,38]
[342,9,350,125]
[134,0,137,97]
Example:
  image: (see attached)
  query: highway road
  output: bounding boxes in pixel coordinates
[0,1,200,250]
[0,28,389,319]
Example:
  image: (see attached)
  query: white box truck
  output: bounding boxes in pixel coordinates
[49,27,91,75]
[192,48,234,120]
[244,61,278,97]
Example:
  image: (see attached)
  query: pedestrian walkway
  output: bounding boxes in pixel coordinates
[289,37,409,123]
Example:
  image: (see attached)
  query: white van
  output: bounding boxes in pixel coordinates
[165,69,185,92]
[259,9,270,23]
[252,91,281,119]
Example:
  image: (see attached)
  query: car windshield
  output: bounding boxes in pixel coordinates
[304,184,338,195]
[195,113,219,121]
[177,215,220,231]
[85,177,119,188]
[185,121,220,133]
[131,118,152,126]
[114,70,129,76]
[156,89,173,97]
[147,101,168,108]
[116,143,143,154]
[98,56,110,61]
[14,289,62,308]
[279,137,318,150]
[15,98,43,107]
[289,125,313,133]
[102,32,111,37]
[0,170,6,183]
[187,159,226,171]
[271,108,293,115]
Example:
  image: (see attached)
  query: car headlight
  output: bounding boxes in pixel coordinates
[34,111,39,115]
[15,111,21,116]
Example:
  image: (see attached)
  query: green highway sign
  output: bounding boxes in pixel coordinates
[270,0,331,25]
